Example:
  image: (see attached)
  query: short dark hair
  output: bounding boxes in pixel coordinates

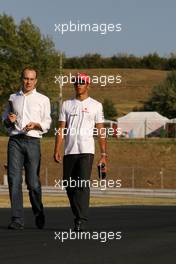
[21,67,38,79]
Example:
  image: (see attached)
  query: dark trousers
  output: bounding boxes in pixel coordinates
[7,136,43,224]
[63,154,94,222]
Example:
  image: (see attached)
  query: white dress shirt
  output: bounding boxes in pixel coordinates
[2,88,51,138]
[59,97,104,155]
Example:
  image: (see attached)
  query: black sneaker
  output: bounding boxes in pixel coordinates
[74,219,84,232]
[35,212,45,229]
[8,222,24,230]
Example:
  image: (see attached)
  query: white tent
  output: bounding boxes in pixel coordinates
[104,119,118,127]
[117,112,169,138]
[167,118,176,123]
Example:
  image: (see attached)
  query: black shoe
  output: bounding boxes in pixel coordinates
[35,212,45,229]
[74,219,84,232]
[8,222,24,230]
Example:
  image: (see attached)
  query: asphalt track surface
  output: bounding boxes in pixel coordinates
[0,206,176,264]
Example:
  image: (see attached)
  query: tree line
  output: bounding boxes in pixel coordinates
[64,53,176,70]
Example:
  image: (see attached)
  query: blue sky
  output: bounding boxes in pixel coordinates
[1,0,176,57]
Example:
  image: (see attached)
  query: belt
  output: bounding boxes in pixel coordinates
[10,134,40,140]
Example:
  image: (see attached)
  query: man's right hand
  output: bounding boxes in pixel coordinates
[54,152,62,163]
[8,113,17,123]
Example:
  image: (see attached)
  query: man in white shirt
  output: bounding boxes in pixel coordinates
[2,67,51,230]
[54,73,107,231]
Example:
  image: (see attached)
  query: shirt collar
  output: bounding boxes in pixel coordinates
[75,96,90,103]
[18,88,37,96]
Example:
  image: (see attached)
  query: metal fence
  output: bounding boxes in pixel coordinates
[114,166,176,189]
[30,166,176,189]
[1,163,176,189]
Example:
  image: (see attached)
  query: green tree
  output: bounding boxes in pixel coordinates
[103,99,118,120]
[143,71,176,118]
[0,14,59,103]
[0,14,19,98]
[141,52,165,69]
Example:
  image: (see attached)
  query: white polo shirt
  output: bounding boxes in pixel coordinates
[59,97,104,155]
[2,89,51,138]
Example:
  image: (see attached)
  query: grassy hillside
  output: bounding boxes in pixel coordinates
[41,68,168,116]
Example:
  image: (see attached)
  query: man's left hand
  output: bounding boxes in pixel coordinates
[97,156,107,172]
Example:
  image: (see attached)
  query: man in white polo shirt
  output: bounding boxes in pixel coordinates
[2,67,51,230]
[54,73,107,231]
